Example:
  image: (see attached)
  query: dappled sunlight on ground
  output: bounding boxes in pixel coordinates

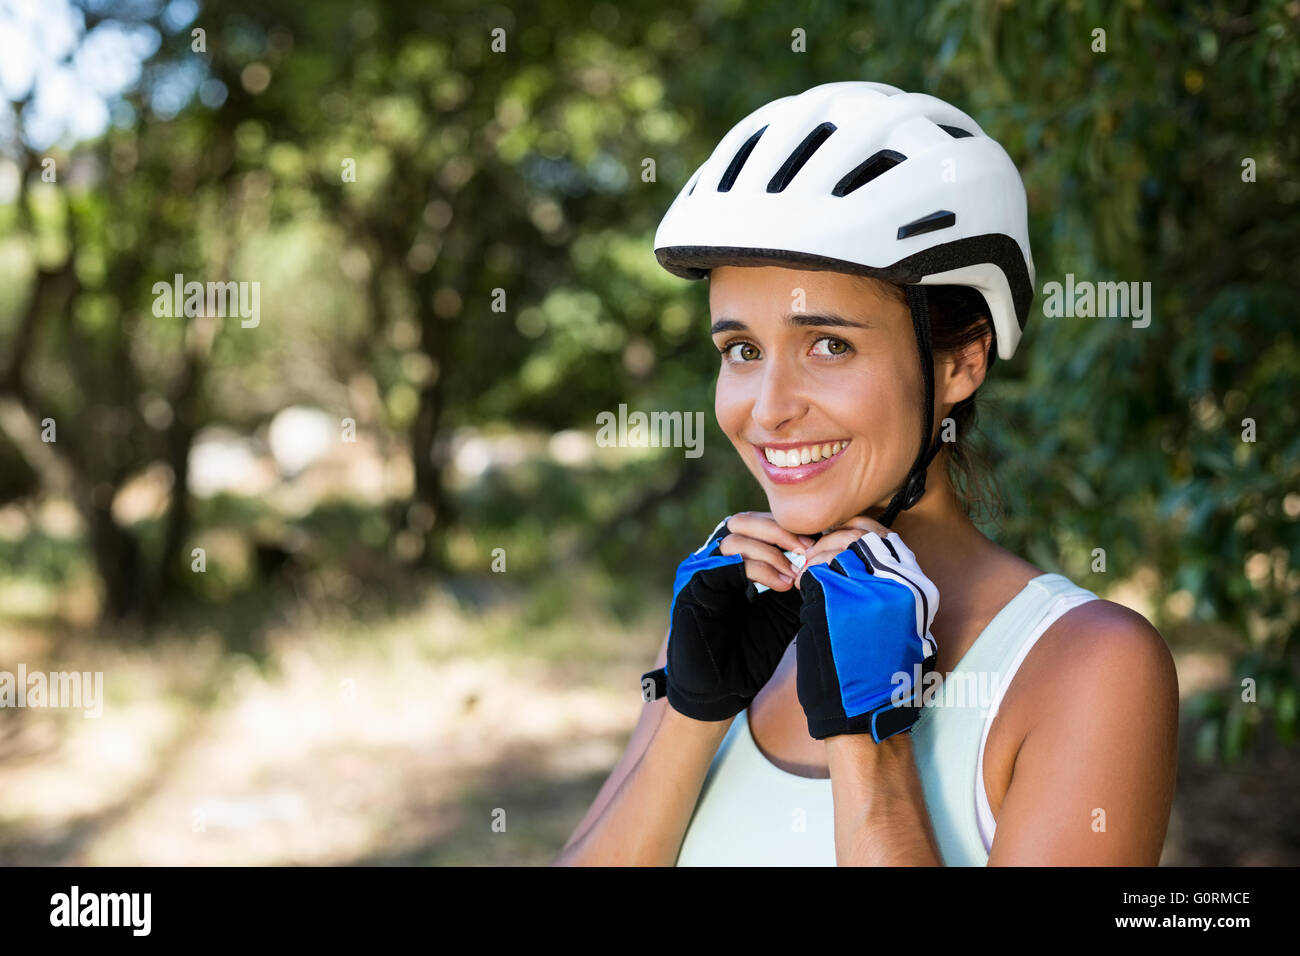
[0,583,650,866]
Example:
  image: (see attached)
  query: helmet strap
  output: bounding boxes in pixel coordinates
[878,284,941,528]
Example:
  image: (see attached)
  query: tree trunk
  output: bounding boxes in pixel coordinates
[86,500,143,622]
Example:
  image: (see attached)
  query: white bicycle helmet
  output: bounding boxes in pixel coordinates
[653,80,1036,526]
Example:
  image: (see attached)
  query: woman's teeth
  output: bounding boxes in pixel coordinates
[763,441,847,468]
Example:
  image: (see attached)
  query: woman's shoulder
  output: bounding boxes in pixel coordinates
[984,578,1180,863]
[1013,583,1179,728]
[976,546,1177,720]
[1046,596,1173,678]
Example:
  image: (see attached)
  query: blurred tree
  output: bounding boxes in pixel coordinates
[0,0,1295,763]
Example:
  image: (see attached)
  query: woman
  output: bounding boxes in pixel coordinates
[554,81,1178,866]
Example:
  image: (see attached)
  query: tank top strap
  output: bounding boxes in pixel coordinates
[955,573,1098,678]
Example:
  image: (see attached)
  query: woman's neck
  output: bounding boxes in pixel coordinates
[871,457,985,562]
[876,471,1041,671]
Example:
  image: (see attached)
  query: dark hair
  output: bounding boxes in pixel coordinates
[876,280,1005,528]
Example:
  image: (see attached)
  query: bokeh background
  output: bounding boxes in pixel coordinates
[0,0,1297,865]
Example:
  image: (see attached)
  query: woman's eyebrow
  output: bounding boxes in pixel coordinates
[710,312,871,334]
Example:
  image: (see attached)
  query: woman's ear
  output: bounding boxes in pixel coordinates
[938,325,994,407]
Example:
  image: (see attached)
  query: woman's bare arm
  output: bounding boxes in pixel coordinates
[985,601,1179,865]
[822,599,1178,866]
[552,630,733,866]
[555,512,809,865]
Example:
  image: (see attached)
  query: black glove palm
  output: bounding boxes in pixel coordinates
[643,518,805,721]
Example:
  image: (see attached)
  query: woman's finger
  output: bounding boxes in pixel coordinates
[742,556,796,591]
[792,529,866,588]
[790,514,893,588]
[716,533,799,584]
[829,514,890,537]
[725,511,817,554]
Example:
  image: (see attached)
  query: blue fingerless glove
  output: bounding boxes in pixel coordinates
[795,531,939,742]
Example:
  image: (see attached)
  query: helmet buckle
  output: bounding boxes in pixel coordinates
[901,471,928,509]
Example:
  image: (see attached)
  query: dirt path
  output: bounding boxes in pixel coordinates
[1,597,1294,866]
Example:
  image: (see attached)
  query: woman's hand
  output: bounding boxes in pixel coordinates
[658,513,815,721]
[790,515,888,590]
[792,518,940,742]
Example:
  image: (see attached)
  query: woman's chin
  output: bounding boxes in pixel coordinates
[766,504,837,537]
[766,495,892,536]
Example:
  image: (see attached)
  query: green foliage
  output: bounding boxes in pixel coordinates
[0,0,1295,761]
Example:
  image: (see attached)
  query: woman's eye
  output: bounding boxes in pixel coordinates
[720,341,760,362]
[811,336,851,356]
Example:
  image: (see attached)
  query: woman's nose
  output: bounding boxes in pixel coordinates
[749,357,808,431]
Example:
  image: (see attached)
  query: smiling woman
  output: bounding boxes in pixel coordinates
[554,81,1178,868]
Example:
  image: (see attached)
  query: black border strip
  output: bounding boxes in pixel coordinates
[653,234,1033,332]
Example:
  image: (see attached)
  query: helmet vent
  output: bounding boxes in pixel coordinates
[831,148,907,197]
[896,209,956,240]
[938,124,973,138]
[717,124,769,192]
[766,122,837,193]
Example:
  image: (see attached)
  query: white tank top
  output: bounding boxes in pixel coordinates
[675,573,1098,866]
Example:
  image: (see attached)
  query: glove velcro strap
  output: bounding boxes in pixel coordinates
[871,702,923,741]
[806,655,935,742]
[806,700,923,742]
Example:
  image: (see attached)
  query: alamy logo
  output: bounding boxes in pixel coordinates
[1041,273,1151,328]
[152,273,260,328]
[891,667,1002,714]
[0,664,103,717]
[595,403,705,459]
[50,886,151,936]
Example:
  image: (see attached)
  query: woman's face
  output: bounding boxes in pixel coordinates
[708,265,925,537]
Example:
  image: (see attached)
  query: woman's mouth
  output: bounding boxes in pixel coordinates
[753,439,851,485]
